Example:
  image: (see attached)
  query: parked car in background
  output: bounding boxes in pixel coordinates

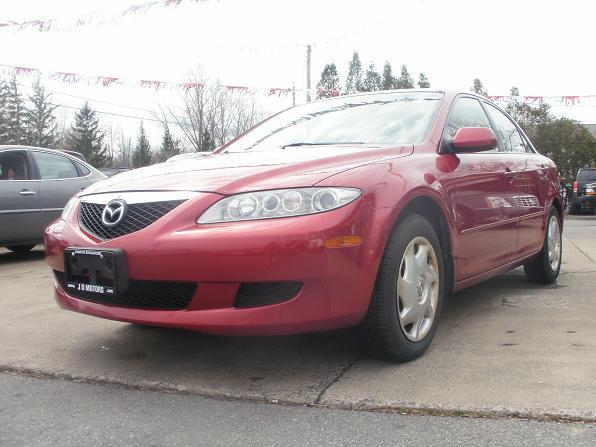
[99,167,132,177]
[59,150,86,162]
[569,168,596,214]
[0,145,106,252]
[46,90,563,362]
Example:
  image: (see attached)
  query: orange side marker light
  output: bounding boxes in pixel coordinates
[324,235,364,248]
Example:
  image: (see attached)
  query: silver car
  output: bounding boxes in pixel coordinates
[0,146,106,252]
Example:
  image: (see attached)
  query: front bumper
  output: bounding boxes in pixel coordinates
[45,192,389,335]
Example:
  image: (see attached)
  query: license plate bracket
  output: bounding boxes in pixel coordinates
[64,248,128,296]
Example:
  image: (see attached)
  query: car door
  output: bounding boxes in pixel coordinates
[438,96,520,281]
[0,149,41,245]
[483,102,548,257]
[30,150,90,230]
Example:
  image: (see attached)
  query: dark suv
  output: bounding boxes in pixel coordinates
[569,168,596,214]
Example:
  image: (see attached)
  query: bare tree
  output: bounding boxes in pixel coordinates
[157,71,264,153]
[117,131,133,167]
[103,122,120,167]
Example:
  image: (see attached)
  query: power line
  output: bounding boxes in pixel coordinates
[49,102,178,126]
[16,82,157,114]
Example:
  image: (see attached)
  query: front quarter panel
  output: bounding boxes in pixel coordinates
[316,149,458,271]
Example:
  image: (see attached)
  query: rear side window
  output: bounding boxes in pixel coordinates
[484,104,529,153]
[32,152,79,179]
[0,152,29,180]
[77,163,91,176]
[445,97,492,139]
[578,169,596,182]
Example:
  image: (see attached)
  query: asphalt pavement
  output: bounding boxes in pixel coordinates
[2,373,595,447]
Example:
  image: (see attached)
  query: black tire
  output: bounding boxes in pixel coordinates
[363,214,445,362]
[6,244,35,253]
[523,208,562,284]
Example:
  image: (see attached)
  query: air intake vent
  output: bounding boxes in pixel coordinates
[233,282,303,308]
[79,200,185,241]
[54,270,196,310]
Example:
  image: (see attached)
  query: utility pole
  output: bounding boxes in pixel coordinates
[292,82,296,107]
[306,44,311,103]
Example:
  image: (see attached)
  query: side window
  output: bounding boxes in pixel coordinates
[0,152,29,180]
[32,152,79,179]
[445,97,492,139]
[484,104,529,153]
[76,163,91,176]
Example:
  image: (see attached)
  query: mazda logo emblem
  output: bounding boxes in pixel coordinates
[101,199,127,227]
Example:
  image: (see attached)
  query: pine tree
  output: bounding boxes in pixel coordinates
[0,79,10,143]
[471,78,488,96]
[417,73,430,88]
[395,65,414,89]
[159,125,181,161]
[69,102,108,167]
[344,51,363,94]
[132,122,152,168]
[201,128,215,152]
[24,79,58,147]
[381,61,395,90]
[2,76,29,145]
[362,63,382,92]
[316,63,340,99]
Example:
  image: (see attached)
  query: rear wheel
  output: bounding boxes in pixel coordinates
[523,208,562,284]
[364,214,445,362]
[6,245,35,253]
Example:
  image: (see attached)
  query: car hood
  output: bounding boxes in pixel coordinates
[80,145,413,196]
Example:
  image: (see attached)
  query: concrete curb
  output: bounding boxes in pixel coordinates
[3,365,595,424]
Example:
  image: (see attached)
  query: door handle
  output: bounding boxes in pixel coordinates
[504,169,516,181]
[19,189,36,196]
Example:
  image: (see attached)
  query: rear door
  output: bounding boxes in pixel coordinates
[439,96,520,281]
[30,150,91,230]
[0,149,41,245]
[483,102,548,256]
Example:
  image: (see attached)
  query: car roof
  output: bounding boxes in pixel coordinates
[0,145,98,171]
[311,89,478,103]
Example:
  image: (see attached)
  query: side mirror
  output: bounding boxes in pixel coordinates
[449,127,497,153]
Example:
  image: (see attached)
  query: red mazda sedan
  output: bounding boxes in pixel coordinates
[45,90,563,362]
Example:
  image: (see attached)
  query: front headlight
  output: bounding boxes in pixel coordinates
[197,187,361,224]
[61,196,79,221]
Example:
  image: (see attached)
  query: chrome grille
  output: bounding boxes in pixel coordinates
[79,200,186,241]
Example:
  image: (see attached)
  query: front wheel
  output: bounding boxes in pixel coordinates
[364,214,445,362]
[523,208,562,284]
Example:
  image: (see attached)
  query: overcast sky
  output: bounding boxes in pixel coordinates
[1,0,594,145]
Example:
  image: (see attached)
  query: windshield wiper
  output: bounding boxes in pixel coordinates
[281,141,365,149]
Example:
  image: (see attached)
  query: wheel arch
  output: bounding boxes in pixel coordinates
[391,193,456,302]
[550,196,564,229]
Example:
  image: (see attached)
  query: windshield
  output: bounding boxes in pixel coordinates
[578,169,596,182]
[224,92,443,152]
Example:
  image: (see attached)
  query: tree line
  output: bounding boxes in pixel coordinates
[316,50,430,99]
[0,74,263,169]
[1,70,594,179]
